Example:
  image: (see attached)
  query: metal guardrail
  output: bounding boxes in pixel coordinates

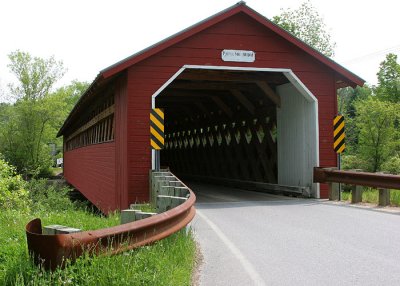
[26,171,196,271]
[313,167,400,205]
[314,167,400,189]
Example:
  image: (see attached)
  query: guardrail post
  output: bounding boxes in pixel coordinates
[375,172,390,207]
[351,185,363,204]
[121,209,140,224]
[349,169,363,204]
[325,167,339,201]
[378,188,390,206]
[328,182,340,201]
[157,195,188,213]
[150,171,172,202]
[43,225,81,235]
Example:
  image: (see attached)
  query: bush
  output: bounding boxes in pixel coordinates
[26,179,75,212]
[0,158,30,211]
[341,154,368,171]
[381,155,400,174]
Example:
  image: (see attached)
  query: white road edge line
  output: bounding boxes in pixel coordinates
[196,210,266,286]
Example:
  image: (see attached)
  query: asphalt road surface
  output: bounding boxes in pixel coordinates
[189,182,400,286]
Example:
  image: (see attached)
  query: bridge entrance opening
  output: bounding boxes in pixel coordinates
[154,66,319,198]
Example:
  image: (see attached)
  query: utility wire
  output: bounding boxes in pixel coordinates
[342,44,400,64]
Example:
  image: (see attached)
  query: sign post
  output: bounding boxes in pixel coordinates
[150,108,164,171]
[333,115,346,200]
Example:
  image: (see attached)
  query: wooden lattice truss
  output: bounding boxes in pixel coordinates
[159,69,288,183]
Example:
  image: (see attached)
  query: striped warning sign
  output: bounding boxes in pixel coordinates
[333,115,345,153]
[150,108,164,150]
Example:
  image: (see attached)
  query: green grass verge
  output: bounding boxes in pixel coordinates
[0,199,196,286]
[341,188,400,206]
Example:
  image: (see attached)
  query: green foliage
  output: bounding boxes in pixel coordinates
[2,226,194,286]
[0,51,88,177]
[337,86,372,153]
[341,154,368,171]
[272,1,336,57]
[0,158,30,211]
[337,54,400,171]
[381,155,400,175]
[376,53,400,103]
[7,50,65,101]
[341,189,400,207]
[26,179,75,212]
[355,98,399,172]
[0,174,195,285]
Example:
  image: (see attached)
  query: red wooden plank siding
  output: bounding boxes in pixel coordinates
[125,13,336,200]
[64,143,116,213]
[114,74,129,209]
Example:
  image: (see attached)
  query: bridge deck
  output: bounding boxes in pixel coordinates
[189,182,400,286]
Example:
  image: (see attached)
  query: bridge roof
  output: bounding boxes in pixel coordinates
[58,2,364,136]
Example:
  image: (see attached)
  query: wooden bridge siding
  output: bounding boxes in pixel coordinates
[64,143,116,212]
[114,74,129,209]
[125,13,336,200]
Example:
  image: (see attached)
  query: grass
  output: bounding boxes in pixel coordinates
[341,188,400,206]
[0,182,196,285]
[50,167,63,176]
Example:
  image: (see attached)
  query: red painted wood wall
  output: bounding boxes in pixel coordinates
[63,76,127,213]
[125,12,336,202]
[64,143,116,212]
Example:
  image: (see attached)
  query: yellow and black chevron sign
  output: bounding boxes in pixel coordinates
[150,108,164,150]
[333,115,345,153]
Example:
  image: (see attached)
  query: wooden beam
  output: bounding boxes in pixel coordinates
[230,90,255,115]
[178,70,288,84]
[210,96,233,118]
[194,102,213,117]
[168,81,254,91]
[161,89,226,98]
[66,105,115,141]
[255,81,281,107]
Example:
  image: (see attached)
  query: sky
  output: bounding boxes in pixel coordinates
[0,0,399,96]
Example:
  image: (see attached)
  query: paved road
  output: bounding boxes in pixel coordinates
[189,182,400,286]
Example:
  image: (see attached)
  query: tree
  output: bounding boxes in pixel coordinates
[375,53,400,103]
[0,51,66,176]
[355,98,399,172]
[47,81,89,151]
[7,50,65,101]
[272,1,336,57]
[337,85,372,153]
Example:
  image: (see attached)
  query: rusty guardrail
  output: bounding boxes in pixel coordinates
[26,171,196,270]
[314,167,400,205]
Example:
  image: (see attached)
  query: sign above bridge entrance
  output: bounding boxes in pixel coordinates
[221,49,255,62]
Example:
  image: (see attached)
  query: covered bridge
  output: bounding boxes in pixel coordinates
[58,2,364,213]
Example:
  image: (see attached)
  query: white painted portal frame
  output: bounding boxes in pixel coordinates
[151,65,320,198]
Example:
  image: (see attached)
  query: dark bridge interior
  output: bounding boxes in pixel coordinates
[157,68,289,184]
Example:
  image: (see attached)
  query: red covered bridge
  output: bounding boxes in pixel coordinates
[58,3,364,213]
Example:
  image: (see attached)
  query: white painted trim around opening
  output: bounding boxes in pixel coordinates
[151,65,320,197]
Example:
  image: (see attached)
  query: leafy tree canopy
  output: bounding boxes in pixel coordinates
[0,50,88,177]
[355,98,399,172]
[272,1,336,57]
[376,53,400,103]
[7,50,66,101]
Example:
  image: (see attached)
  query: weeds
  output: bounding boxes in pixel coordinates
[0,172,196,285]
[341,188,400,206]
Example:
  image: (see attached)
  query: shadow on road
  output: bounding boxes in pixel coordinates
[186,181,322,210]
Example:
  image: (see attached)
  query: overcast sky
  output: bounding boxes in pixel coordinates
[0,0,399,94]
